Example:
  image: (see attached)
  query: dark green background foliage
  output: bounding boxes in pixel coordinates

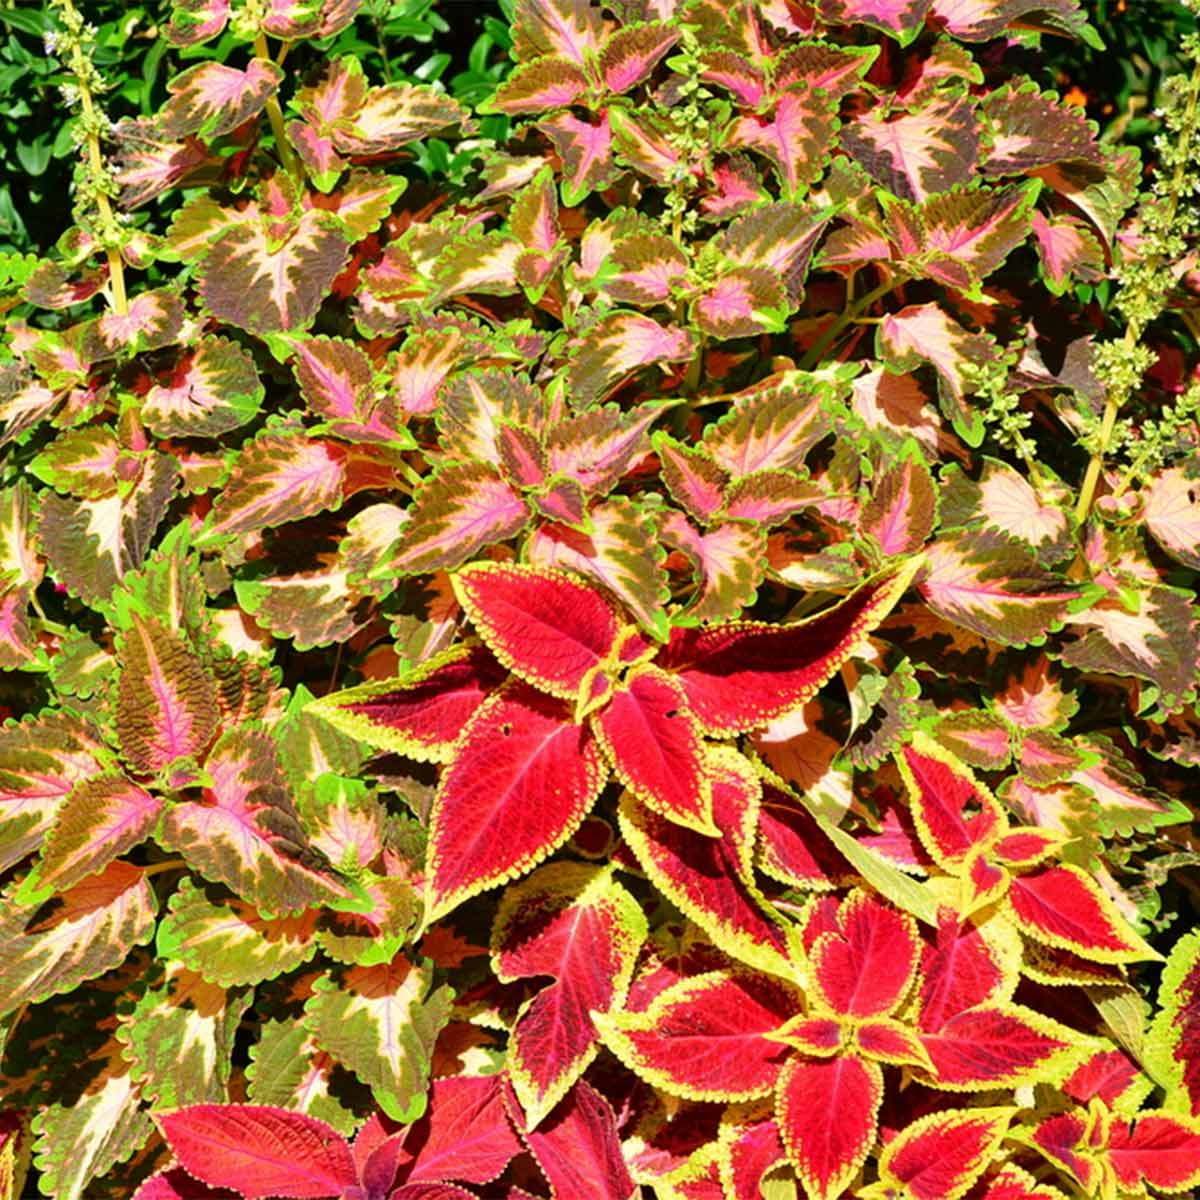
[0,0,514,254]
[1,0,1194,256]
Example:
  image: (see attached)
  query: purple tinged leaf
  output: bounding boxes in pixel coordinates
[383,462,529,575]
[730,87,839,197]
[486,56,589,114]
[540,112,617,205]
[206,434,349,541]
[843,97,980,202]
[159,60,284,140]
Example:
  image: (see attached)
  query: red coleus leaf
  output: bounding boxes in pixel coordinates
[452,563,620,701]
[1105,1112,1200,1193]
[1025,1110,1102,1194]
[916,1002,1080,1089]
[1006,864,1157,963]
[404,1075,521,1186]
[391,1186,477,1200]
[916,913,1016,1033]
[517,1080,636,1200]
[596,968,800,1101]
[307,644,507,762]
[657,562,917,734]
[491,862,646,1126]
[618,747,794,978]
[864,1107,1015,1200]
[593,667,715,834]
[757,778,853,891]
[777,1053,882,1200]
[155,1105,356,1199]
[132,1171,239,1200]
[808,890,919,1019]
[725,1116,786,1200]
[1063,1048,1144,1107]
[423,686,606,923]
[1148,929,1200,1116]
[975,1164,1072,1200]
[896,736,1005,869]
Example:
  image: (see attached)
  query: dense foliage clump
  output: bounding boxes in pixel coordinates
[1,1,1199,1198]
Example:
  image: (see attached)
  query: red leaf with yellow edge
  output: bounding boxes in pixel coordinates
[808,890,919,1019]
[896,736,1005,870]
[991,828,1061,868]
[593,668,714,834]
[977,1165,1072,1200]
[155,1105,356,1199]
[757,779,854,891]
[916,1002,1081,1089]
[776,1054,882,1200]
[491,862,647,1127]
[404,1075,521,1186]
[307,644,506,763]
[916,913,1017,1033]
[1106,1112,1200,1194]
[452,563,620,701]
[723,1116,786,1200]
[658,562,917,734]
[618,747,794,979]
[1063,1048,1145,1108]
[854,1019,934,1069]
[595,969,799,1101]
[865,1107,1014,1200]
[1148,929,1200,1116]
[423,686,606,923]
[1025,1111,1103,1194]
[1007,864,1158,963]
[519,1080,636,1200]
[775,1015,841,1056]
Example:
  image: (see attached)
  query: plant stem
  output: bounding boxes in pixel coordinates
[799,274,899,371]
[141,858,187,877]
[255,34,302,183]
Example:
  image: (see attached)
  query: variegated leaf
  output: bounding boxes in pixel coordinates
[304,953,451,1122]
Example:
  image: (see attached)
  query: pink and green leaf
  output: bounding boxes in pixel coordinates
[159,59,283,140]
[115,616,220,775]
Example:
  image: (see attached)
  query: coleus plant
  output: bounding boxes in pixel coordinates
[2,0,1200,1197]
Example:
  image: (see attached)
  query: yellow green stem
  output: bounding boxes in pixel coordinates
[800,274,900,371]
[74,41,127,315]
[255,34,302,183]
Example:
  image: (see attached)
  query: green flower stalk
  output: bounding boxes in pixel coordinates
[1076,27,1200,523]
[47,0,129,316]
